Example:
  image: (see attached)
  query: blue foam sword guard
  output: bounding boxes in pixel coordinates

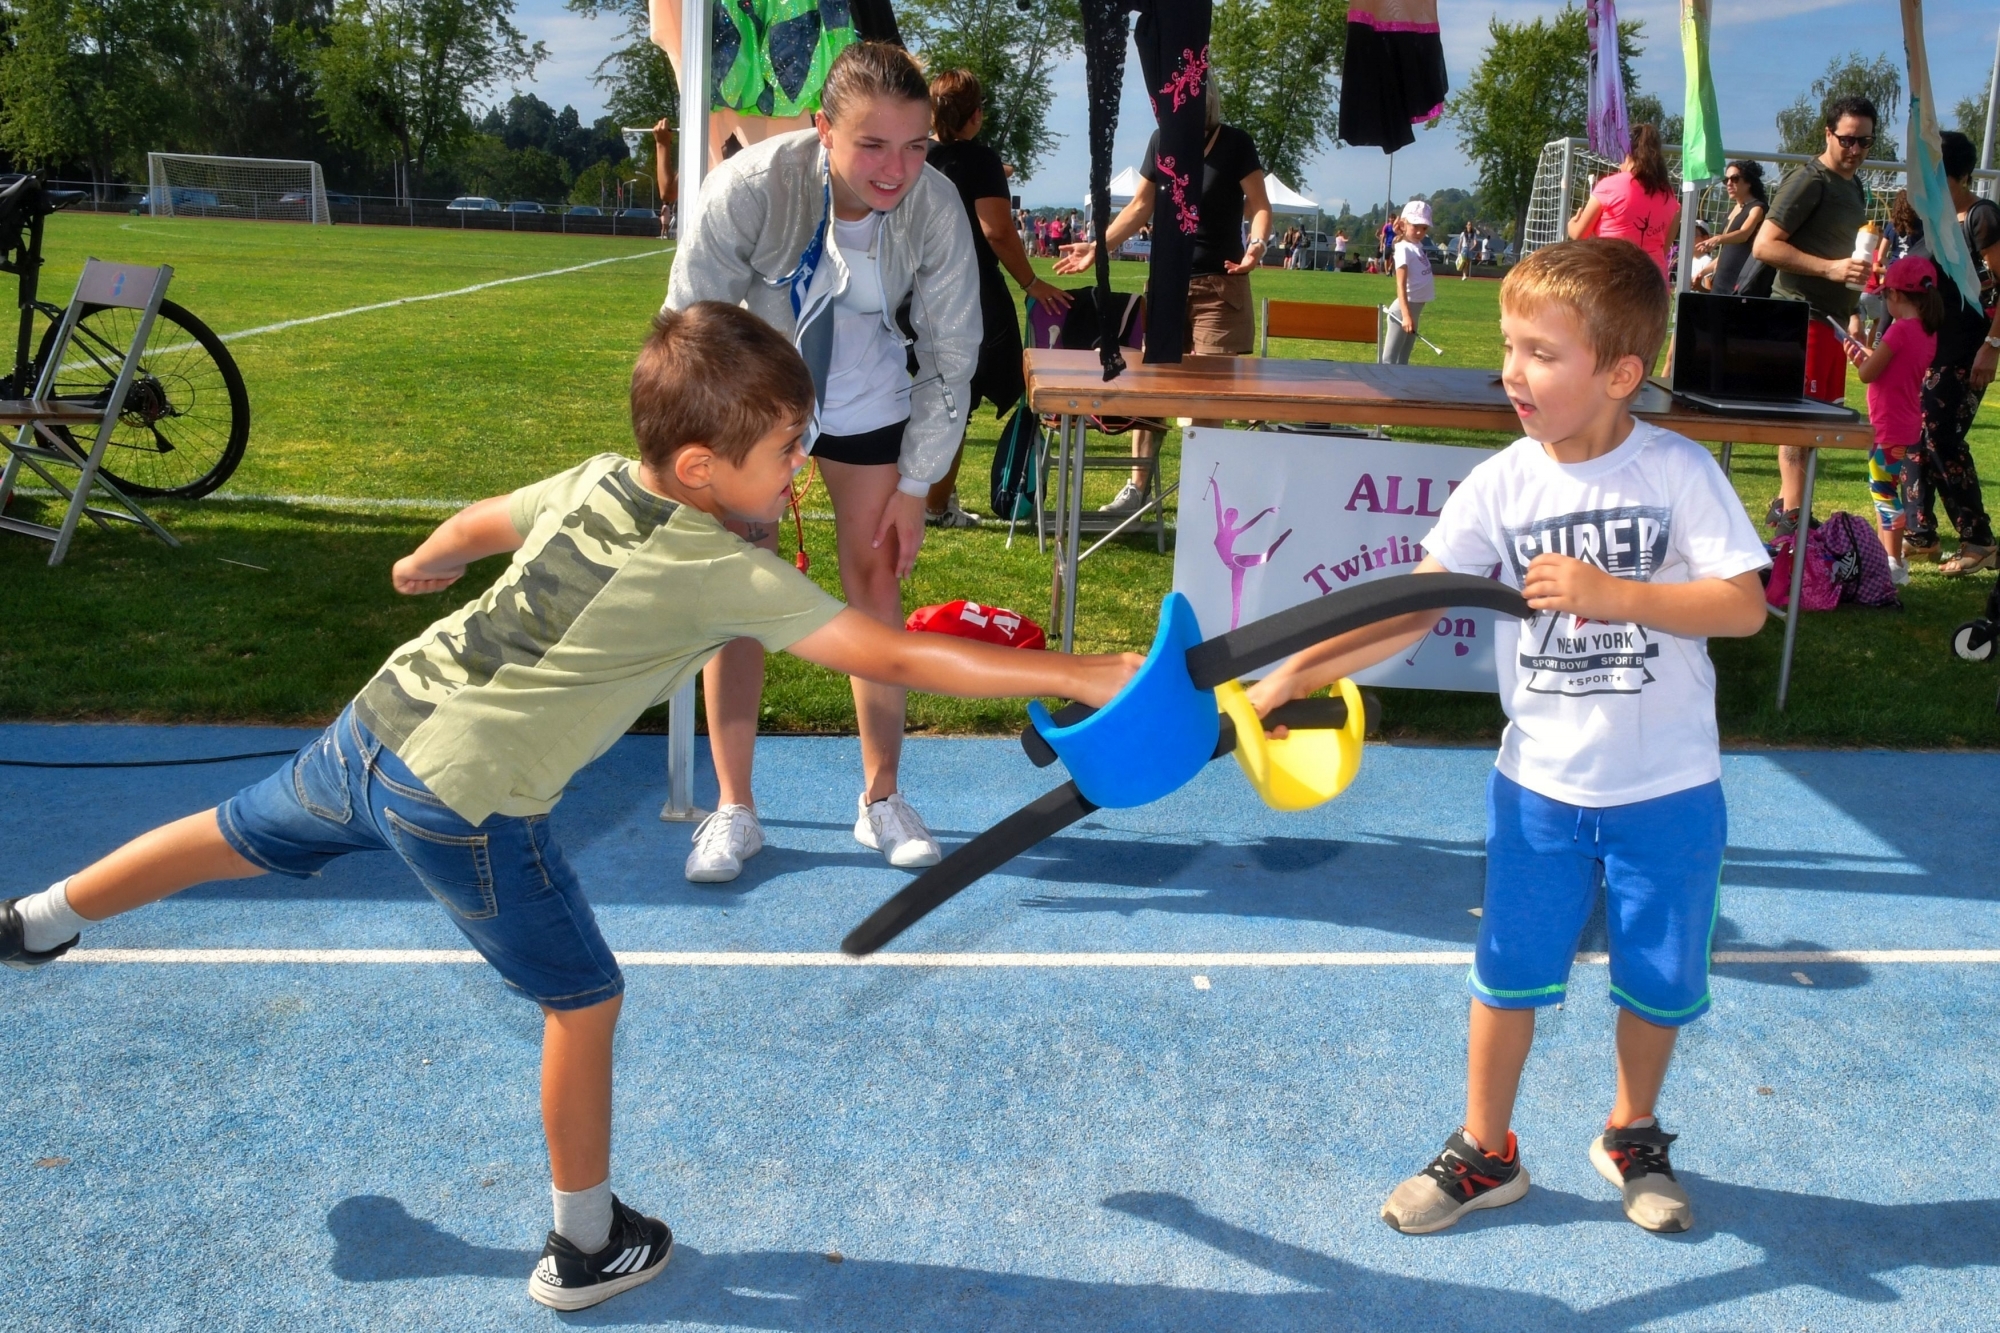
[1027,592,1218,809]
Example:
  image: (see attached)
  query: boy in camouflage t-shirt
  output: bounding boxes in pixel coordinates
[1,304,1137,1313]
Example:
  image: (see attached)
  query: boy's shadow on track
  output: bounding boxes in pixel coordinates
[1016,832,1487,944]
[328,1179,2000,1329]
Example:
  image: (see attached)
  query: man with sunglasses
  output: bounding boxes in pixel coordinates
[1752,95,1879,536]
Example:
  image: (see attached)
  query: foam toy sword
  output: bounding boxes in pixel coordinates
[841,572,1531,955]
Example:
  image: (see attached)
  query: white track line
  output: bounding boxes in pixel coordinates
[141,246,673,358]
[60,948,2000,967]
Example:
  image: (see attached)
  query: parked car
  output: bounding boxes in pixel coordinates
[137,187,222,210]
[566,205,603,216]
[617,208,656,220]
[277,190,358,210]
[507,200,546,214]
[446,196,502,212]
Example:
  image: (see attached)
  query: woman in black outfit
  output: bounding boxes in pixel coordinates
[923,68,1071,527]
[1696,159,1766,296]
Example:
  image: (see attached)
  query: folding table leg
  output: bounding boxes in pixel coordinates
[1775,448,1817,711]
[659,680,708,822]
[1718,441,1734,476]
[1049,414,1073,647]
[1062,416,1086,652]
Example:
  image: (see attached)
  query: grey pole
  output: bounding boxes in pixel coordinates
[1981,21,1999,176]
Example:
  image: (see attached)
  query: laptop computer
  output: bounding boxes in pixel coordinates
[1669,291,1858,420]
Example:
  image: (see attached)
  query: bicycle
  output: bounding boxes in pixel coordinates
[1,171,248,499]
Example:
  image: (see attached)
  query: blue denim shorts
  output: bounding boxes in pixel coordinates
[1469,770,1725,1027]
[218,705,623,1011]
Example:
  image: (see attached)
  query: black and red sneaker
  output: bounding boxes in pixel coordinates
[1,897,78,971]
[527,1196,673,1310]
[1590,1121,1693,1232]
[1381,1128,1530,1234]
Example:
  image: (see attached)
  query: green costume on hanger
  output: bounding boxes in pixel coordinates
[711,0,859,118]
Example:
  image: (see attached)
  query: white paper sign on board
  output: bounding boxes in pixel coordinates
[1170,427,1505,692]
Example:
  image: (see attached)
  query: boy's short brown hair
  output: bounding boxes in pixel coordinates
[1500,239,1669,374]
[630,303,814,469]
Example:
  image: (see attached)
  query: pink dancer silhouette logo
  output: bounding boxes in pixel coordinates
[1207,470,1293,630]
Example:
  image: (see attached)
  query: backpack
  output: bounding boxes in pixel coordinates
[988,402,1044,523]
[1765,529,1840,611]
[1818,510,1900,608]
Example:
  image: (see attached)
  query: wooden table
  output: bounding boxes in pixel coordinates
[1024,350,1872,709]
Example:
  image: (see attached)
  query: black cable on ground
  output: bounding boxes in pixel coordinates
[0,750,297,770]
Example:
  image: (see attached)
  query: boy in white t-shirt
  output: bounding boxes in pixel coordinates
[1252,239,1770,1236]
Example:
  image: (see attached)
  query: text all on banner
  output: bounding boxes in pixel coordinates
[1171,428,1502,692]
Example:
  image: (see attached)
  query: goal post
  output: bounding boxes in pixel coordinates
[146,154,330,225]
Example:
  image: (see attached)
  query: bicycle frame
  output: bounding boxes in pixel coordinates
[1,172,80,397]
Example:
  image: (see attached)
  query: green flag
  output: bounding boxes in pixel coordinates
[1680,0,1725,181]
[1902,0,1983,304]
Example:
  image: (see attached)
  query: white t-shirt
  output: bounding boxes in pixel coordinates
[1420,421,1770,808]
[817,212,912,438]
[1395,239,1435,305]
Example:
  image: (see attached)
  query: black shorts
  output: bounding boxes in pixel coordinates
[812,418,907,467]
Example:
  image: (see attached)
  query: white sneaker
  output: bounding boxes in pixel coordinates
[684,804,763,883]
[1097,482,1147,515]
[1888,556,1910,586]
[924,495,982,529]
[854,792,941,869]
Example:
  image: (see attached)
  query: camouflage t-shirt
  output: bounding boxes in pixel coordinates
[353,453,841,824]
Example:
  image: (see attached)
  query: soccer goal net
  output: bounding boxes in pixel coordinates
[146,154,330,224]
[1519,138,1940,260]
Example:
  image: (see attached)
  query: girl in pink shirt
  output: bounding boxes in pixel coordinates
[1568,123,1680,279]
[1843,255,1943,583]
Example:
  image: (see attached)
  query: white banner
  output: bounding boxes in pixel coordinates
[1171,427,1503,693]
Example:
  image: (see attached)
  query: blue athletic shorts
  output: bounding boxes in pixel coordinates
[217,705,623,1011]
[1469,770,1724,1026]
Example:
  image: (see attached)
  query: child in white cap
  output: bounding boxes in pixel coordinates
[1383,199,1435,364]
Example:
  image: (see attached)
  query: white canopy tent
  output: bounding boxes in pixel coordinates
[1083,166,1147,212]
[1264,178,1317,213]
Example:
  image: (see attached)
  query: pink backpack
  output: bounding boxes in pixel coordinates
[1818,510,1901,608]
[1765,530,1839,611]
[1764,512,1900,612]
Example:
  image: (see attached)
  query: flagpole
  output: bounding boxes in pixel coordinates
[1981,20,1999,175]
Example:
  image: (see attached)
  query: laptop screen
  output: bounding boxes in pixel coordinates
[1670,292,1809,401]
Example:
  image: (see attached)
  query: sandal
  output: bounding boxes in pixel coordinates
[1939,544,1998,577]
[1904,535,1942,564]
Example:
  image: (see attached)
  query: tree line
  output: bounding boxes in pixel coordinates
[1447,7,1996,245]
[0,0,1356,202]
[0,0,654,201]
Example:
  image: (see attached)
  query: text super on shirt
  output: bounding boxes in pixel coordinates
[1421,421,1769,807]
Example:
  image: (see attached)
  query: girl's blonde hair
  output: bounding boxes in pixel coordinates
[821,41,928,124]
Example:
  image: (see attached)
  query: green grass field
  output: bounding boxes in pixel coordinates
[3,212,1996,746]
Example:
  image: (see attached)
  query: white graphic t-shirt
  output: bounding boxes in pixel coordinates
[1421,421,1769,807]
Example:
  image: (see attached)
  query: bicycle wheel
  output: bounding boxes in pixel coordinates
[34,298,249,499]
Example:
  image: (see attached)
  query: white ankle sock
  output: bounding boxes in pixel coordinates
[552,1180,613,1254]
[17,879,91,953]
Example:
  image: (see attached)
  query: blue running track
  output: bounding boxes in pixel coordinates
[4,724,1999,1331]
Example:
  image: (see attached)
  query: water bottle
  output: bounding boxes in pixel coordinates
[1845,222,1879,292]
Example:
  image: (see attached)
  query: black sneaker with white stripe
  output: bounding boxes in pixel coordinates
[1,897,78,971]
[527,1196,673,1311]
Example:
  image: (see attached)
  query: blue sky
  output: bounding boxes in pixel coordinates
[515,0,1997,211]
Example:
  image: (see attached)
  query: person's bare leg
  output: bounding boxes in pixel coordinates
[1463,1000,1536,1151]
[1608,1008,1678,1126]
[64,810,264,921]
[1129,427,1161,492]
[701,524,781,812]
[542,995,621,1192]
[702,640,765,812]
[819,459,908,803]
[1779,446,1809,516]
